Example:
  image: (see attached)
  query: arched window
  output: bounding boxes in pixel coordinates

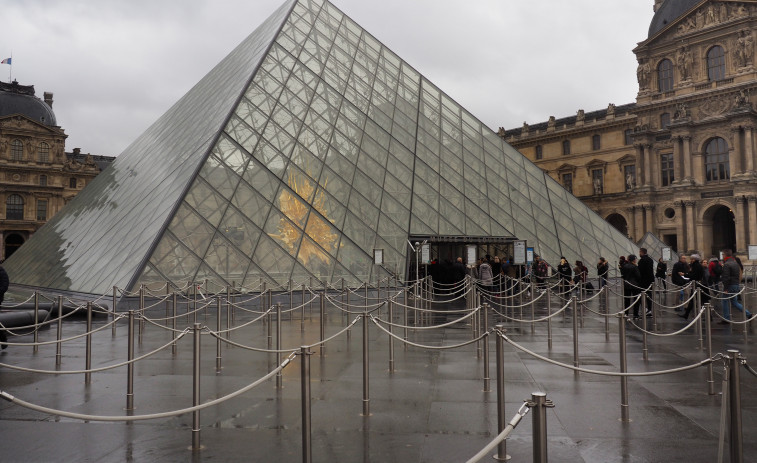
[10,140,23,161]
[705,137,730,182]
[707,46,726,81]
[562,140,571,155]
[39,175,47,186]
[6,194,23,220]
[38,142,50,163]
[658,59,674,92]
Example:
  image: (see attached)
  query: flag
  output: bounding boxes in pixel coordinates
[1,58,11,65]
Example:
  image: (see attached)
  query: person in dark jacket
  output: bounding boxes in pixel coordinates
[0,264,8,348]
[638,248,655,315]
[655,257,668,290]
[720,249,751,322]
[597,257,609,289]
[557,257,572,298]
[680,254,711,320]
[671,254,689,308]
[621,255,642,319]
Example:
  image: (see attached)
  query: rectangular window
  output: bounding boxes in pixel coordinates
[36,199,47,221]
[561,173,573,194]
[535,145,542,160]
[39,175,47,187]
[660,113,671,129]
[592,134,601,150]
[562,140,570,156]
[69,177,77,188]
[591,169,603,195]
[624,165,636,191]
[624,129,633,145]
[660,153,674,186]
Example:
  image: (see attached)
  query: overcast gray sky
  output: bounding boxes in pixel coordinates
[3,0,654,157]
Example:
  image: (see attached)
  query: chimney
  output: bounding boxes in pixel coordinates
[44,92,53,108]
[654,0,664,13]
[73,148,81,155]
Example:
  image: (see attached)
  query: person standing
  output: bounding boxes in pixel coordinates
[720,249,751,323]
[671,254,690,309]
[532,255,548,293]
[655,257,668,290]
[0,263,8,349]
[680,254,710,320]
[557,257,572,299]
[638,248,655,316]
[597,257,609,289]
[621,255,642,319]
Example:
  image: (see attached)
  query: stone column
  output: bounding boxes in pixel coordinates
[642,144,652,187]
[644,205,655,236]
[685,201,697,252]
[748,196,757,246]
[683,136,693,181]
[745,126,755,173]
[675,201,685,252]
[673,137,683,183]
[626,207,637,241]
[731,127,743,176]
[634,205,644,240]
[735,196,746,254]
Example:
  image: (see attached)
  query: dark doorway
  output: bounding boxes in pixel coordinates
[4,233,24,260]
[606,213,629,238]
[711,206,736,255]
[663,234,678,253]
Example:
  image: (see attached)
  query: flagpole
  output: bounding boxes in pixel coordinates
[9,52,12,82]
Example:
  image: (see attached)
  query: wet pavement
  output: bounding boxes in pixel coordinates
[0,283,756,462]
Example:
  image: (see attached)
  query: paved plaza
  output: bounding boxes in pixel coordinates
[0,282,756,462]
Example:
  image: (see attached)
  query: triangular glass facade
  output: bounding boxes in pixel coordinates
[5,0,637,294]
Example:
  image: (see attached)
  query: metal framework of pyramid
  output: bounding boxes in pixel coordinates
[5,0,637,294]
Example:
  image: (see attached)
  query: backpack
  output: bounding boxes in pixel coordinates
[713,261,723,277]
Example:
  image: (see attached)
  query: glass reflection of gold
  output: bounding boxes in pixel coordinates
[270,169,338,265]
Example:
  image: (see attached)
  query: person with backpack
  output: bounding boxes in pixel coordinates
[708,256,723,300]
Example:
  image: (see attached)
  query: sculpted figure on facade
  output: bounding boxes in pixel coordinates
[636,59,651,88]
[734,29,754,68]
[676,46,693,80]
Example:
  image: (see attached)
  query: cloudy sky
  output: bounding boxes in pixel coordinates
[3,0,654,157]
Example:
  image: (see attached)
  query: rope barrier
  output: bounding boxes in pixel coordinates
[0,353,295,422]
[371,316,489,350]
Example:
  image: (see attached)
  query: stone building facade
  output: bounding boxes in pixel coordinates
[0,81,114,260]
[500,0,757,260]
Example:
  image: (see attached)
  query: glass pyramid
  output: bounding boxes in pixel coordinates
[4,0,637,294]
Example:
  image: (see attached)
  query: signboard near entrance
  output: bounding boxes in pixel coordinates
[749,245,757,261]
[513,240,526,265]
[421,244,430,264]
[526,247,534,264]
[662,247,671,262]
[466,245,476,266]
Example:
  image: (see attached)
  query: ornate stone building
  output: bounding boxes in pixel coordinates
[0,80,114,260]
[500,0,757,259]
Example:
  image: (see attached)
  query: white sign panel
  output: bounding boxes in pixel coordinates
[421,244,430,264]
[513,240,526,265]
[466,245,477,266]
[749,245,757,261]
[373,249,384,265]
[662,247,671,262]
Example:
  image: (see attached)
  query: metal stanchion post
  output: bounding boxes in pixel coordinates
[126,310,135,411]
[112,286,118,337]
[302,283,307,331]
[531,392,550,463]
[309,277,314,315]
[483,303,490,392]
[55,296,63,366]
[403,287,408,350]
[192,323,202,451]
[604,285,610,341]
[728,349,744,463]
[362,312,370,416]
[705,303,715,395]
[276,303,282,389]
[165,282,171,326]
[139,285,145,343]
[289,280,294,322]
[696,289,704,350]
[216,297,222,373]
[572,296,579,376]
[319,293,325,357]
[547,295,553,350]
[301,346,312,463]
[172,292,178,355]
[619,313,630,422]
[388,298,394,373]
[33,292,39,353]
[494,326,509,461]
[641,294,648,361]
[85,302,93,385]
